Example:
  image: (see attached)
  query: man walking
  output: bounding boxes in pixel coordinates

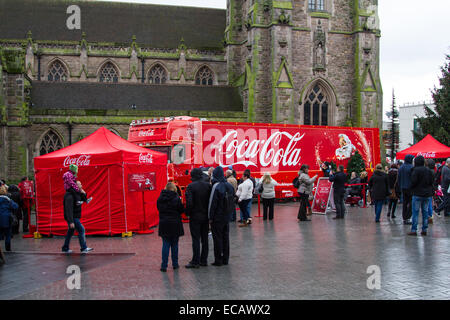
[329,165,347,219]
[185,168,212,268]
[398,154,414,224]
[435,158,450,217]
[208,167,234,266]
[62,180,93,253]
[408,156,434,236]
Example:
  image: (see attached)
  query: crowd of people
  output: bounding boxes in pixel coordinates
[0,155,449,268]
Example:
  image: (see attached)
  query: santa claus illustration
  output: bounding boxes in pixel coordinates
[335,134,356,160]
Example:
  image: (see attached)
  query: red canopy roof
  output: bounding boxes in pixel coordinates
[396,134,450,160]
[34,127,167,169]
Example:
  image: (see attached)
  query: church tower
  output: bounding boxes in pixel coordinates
[225,0,382,128]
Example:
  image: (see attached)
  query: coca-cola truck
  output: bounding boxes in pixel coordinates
[127,116,380,199]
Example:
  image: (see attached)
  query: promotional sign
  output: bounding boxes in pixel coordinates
[128,172,156,192]
[202,123,378,173]
[311,178,333,215]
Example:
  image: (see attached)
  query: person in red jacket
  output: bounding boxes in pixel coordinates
[18,177,34,233]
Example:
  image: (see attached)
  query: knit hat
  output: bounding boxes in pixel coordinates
[69,164,78,174]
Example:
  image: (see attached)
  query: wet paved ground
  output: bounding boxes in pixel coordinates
[1,202,450,300]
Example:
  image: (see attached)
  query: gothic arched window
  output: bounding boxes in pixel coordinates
[99,62,119,83]
[195,66,214,85]
[303,83,329,126]
[39,130,64,156]
[47,60,68,82]
[309,0,325,11]
[148,64,167,84]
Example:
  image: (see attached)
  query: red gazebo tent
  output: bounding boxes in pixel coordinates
[34,127,167,236]
[396,134,450,160]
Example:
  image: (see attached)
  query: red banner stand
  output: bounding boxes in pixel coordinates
[255,195,263,217]
[136,191,154,235]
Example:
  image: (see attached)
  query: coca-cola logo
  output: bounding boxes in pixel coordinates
[138,130,154,137]
[139,153,153,164]
[417,152,436,158]
[63,155,91,167]
[212,130,305,168]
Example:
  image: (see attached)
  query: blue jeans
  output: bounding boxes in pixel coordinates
[62,218,87,252]
[161,236,179,269]
[239,199,252,221]
[411,196,429,232]
[374,200,384,222]
[247,199,252,218]
[428,197,433,218]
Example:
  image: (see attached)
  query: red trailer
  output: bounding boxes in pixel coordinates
[128,117,380,199]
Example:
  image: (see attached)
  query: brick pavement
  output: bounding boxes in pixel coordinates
[0,202,449,300]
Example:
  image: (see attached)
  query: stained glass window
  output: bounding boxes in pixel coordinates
[99,62,119,83]
[39,130,64,156]
[148,64,167,84]
[48,60,68,82]
[195,66,214,85]
[303,84,329,126]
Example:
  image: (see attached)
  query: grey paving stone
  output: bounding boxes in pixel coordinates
[0,202,449,300]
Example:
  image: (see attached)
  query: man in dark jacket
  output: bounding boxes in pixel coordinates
[62,181,93,254]
[398,154,414,224]
[185,168,212,268]
[329,165,347,219]
[369,164,390,222]
[408,155,434,236]
[208,166,234,266]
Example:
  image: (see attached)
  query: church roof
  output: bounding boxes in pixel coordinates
[30,81,243,111]
[0,0,226,50]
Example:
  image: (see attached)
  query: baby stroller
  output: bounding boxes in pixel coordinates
[433,186,444,215]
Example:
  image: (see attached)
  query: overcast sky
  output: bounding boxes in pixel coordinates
[98,0,450,117]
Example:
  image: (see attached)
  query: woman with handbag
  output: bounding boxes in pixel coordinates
[260,173,278,221]
[387,164,401,218]
[0,185,19,252]
[297,165,318,222]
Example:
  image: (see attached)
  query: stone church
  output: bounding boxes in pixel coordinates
[0,0,382,181]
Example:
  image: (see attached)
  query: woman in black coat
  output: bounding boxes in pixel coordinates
[368,164,390,222]
[157,182,184,272]
[387,164,401,218]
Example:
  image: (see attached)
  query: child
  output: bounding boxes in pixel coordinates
[63,164,80,193]
[156,182,184,272]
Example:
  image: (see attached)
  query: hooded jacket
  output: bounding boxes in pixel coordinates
[410,156,433,197]
[398,154,414,190]
[185,168,212,222]
[208,167,235,223]
[157,189,184,238]
[368,170,390,201]
[0,195,18,228]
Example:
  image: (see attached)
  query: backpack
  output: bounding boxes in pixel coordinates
[223,187,235,215]
[293,176,300,189]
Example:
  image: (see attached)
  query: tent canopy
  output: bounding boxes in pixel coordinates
[34,127,168,236]
[396,134,450,160]
[35,126,167,169]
